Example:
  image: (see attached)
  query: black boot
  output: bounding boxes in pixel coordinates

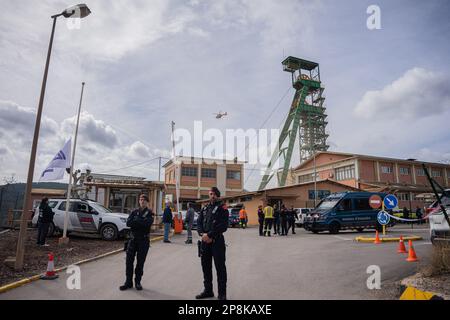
[119,282,133,291]
[196,290,214,299]
[218,293,227,300]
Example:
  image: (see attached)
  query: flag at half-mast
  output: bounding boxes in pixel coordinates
[39,138,71,182]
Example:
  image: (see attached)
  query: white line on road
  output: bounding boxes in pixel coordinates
[413,242,432,246]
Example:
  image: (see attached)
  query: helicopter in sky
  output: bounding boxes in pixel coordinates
[213,111,228,119]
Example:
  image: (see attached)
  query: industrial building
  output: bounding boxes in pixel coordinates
[163,156,245,210]
[288,151,450,210]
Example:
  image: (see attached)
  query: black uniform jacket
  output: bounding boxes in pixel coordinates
[197,201,229,240]
[127,207,154,239]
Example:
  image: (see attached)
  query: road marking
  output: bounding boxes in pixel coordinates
[334,235,353,241]
[414,242,432,246]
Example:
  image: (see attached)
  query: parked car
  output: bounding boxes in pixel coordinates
[303,192,392,234]
[228,207,241,228]
[294,208,313,227]
[31,198,130,240]
[427,190,450,244]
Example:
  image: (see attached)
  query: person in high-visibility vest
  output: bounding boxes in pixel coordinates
[239,206,248,229]
[263,204,274,237]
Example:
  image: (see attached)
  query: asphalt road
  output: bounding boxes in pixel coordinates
[0,225,432,300]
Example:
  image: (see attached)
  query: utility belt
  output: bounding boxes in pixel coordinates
[130,234,150,241]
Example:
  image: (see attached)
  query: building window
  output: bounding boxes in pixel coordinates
[397,193,410,201]
[240,196,253,202]
[381,165,393,174]
[298,173,319,184]
[227,170,241,180]
[416,168,425,176]
[431,170,442,178]
[201,168,216,178]
[181,166,197,177]
[308,190,331,200]
[335,165,355,181]
[399,167,410,175]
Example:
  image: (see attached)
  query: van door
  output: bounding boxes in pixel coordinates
[334,198,354,229]
[352,197,376,227]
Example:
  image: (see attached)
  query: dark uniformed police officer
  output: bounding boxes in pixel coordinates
[196,187,229,300]
[120,194,154,291]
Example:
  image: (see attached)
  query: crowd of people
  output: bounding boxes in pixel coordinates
[257,203,298,237]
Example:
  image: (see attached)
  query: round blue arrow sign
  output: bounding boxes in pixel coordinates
[377,210,390,225]
[383,194,398,210]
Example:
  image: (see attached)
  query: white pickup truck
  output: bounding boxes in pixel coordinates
[32,198,130,240]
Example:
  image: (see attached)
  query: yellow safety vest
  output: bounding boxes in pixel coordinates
[264,206,274,219]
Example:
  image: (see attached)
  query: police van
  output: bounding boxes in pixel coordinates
[31,198,130,240]
[303,192,390,234]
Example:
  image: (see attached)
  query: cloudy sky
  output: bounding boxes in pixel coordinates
[0,0,449,190]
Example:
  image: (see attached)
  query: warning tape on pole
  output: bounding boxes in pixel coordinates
[385,212,430,223]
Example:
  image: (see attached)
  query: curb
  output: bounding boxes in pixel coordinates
[355,236,422,243]
[0,235,164,294]
[399,285,445,300]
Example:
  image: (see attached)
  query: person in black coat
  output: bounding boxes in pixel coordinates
[196,187,229,300]
[257,205,265,236]
[280,205,288,236]
[36,197,54,246]
[120,194,154,291]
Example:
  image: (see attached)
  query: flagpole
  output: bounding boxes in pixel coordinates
[60,82,85,244]
[171,121,181,218]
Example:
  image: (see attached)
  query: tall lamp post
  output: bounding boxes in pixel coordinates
[14,4,91,270]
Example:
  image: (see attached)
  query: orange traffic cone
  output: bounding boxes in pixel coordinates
[374,230,382,244]
[41,252,59,280]
[406,240,418,262]
[397,235,407,254]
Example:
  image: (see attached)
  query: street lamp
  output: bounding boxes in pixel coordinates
[14,4,91,270]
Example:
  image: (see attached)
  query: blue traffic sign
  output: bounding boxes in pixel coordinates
[383,194,398,210]
[377,210,390,225]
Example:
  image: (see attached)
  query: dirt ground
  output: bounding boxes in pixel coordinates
[0,228,160,287]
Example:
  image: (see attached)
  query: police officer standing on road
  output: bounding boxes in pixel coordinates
[273,204,281,235]
[196,187,229,300]
[257,205,265,236]
[280,204,288,236]
[120,194,154,291]
[287,206,297,235]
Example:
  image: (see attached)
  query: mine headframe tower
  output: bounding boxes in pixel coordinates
[258,56,329,191]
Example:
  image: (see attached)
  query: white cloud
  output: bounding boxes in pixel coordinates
[354,68,450,119]
[0,100,169,182]
[127,141,151,159]
[61,111,119,149]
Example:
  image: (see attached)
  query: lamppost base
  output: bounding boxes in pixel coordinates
[58,237,70,245]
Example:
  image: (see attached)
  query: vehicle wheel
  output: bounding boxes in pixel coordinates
[356,228,364,233]
[329,222,340,234]
[100,224,119,241]
[47,223,55,237]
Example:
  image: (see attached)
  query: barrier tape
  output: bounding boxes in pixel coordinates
[385,212,429,223]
